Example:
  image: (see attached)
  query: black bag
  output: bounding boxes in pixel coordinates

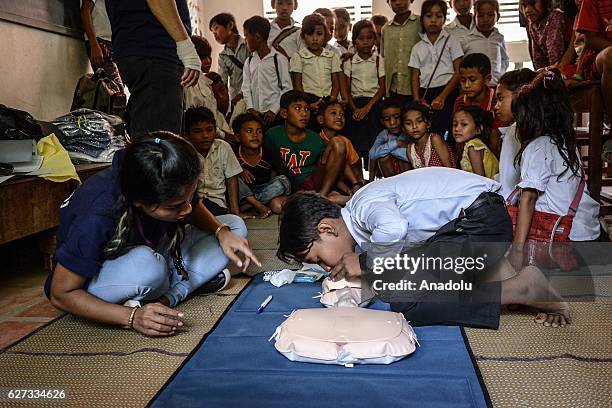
[0,104,43,140]
[71,69,126,118]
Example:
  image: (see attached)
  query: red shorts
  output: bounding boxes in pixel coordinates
[379,156,406,176]
[299,162,326,192]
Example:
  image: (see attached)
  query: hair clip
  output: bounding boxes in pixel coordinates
[543,69,555,89]
[154,138,161,144]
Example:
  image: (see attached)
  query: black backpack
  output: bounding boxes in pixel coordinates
[0,104,43,141]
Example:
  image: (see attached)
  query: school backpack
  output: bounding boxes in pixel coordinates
[272,26,301,59]
[269,307,419,367]
[71,69,126,118]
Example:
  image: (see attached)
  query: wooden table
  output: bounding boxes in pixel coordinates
[568,81,611,216]
[0,163,110,246]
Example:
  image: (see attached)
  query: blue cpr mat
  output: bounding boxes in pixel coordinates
[150,275,490,408]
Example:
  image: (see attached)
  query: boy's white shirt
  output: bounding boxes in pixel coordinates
[341,168,500,245]
[268,18,298,47]
[197,139,243,209]
[242,48,293,113]
[460,27,509,85]
[276,29,303,60]
[444,15,475,43]
[408,30,464,88]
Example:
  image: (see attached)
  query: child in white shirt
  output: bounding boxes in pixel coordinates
[409,0,464,136]
[290,13,342,125]
[242,16,293,128]
[342,20,386,160]
[460,0,509,84]
[445,0,475,42]
[510,69,603,251]
[269,0,303,65]
[493,68,537,199]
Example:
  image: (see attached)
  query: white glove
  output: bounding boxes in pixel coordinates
[176,38,202,72]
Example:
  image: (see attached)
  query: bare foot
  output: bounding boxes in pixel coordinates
[327,191,350,205]
[501,265,572,327]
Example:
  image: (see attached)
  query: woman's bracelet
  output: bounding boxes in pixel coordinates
[215,223,230,239]
[128,305,140,329]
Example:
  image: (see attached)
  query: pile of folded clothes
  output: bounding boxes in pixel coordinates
[53,109,126,163]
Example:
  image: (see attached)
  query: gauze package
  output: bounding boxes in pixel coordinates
[263,264,328,287]
[270,307,419,367]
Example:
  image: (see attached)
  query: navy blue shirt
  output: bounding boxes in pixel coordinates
[44,151,170,298]
[105,0,192,65]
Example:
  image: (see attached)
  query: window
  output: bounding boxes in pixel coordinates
[263,0,373,24]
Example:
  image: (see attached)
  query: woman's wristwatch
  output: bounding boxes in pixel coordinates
[215,223,230,239]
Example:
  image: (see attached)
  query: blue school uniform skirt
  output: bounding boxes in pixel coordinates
[345,97,383,156]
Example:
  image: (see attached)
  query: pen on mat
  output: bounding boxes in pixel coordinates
[256,295,273,314]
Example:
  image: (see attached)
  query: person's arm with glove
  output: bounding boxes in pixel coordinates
[146,0,201,87]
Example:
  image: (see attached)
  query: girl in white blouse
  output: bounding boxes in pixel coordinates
[290,13,341,118]
[509,69,604,270]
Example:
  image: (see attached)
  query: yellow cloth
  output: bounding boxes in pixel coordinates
[460,138,499,180]
[36,134,81,183]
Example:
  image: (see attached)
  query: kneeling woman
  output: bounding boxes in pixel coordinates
[46,133,260,337]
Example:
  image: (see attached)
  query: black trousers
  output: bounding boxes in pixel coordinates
[116,57,184,140]
[363,192,512,329]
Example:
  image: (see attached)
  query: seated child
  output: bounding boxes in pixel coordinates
[453,105,499,179]
[184,107,245,217]
[277,169,573,328]
[454,53,502,154]
[232,112,291,217]
[369,98,412,178]
[409,0,464,137]
[494,68,537,198]
[264,90,349,204]
[510,69,606,303]
[242,16,293,127]
[342,20,385,160]
[316,99,365,194]
[290,13,342,117]
[460,0,509,84]
[402,101,456,168]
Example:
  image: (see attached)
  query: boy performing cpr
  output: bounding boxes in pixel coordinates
[277,168,571,329]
